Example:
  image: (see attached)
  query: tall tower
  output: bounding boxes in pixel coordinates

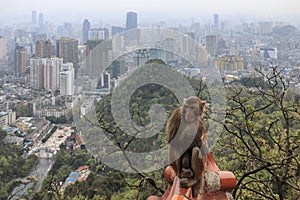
[213,14,219,34]
[38,12,44,27]
[32,10,37,25]
[56,37,78,77]
[85,39,112,79]
[82,19,90,44]
[0,36,6,60]
[125,12,138,43]
[206,35,217,57]
[14,46,26,77]
[35,39,52,58]
[126,12,137,30]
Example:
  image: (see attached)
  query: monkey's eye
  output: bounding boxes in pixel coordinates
[190,106,197,110]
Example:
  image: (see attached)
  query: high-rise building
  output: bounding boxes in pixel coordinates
[14,46,26,77]
[125,12,138,43]
[82,19,90,44]
[206,35,218,57]
[30,57,63,91]
[56,37,78,76]
[85,39,112,79]
[88,28,109,40]
[60,63,74,95]
[258,22,273,34]
[30,58,46,90]
[180,33,194,59]
[163,38,177,63]
[35,39,52,58]
[63,22,73,37]
[32,10,37,25]
[126,12,137,30]
[0,36,6,60]
[0,112,8,128]
[100,72,110,90]
[44,58,63,91]
[196,43,208,66]
[38,12,44,27]
[7,109,16,126]
[111,26,125,36]
[32,33,47,42]
[213,14,219,34]
[204,24,214,36]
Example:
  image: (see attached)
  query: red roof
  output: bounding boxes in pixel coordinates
[77,165,89,172]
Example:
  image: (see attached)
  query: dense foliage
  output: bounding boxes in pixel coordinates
[214,67,300,199]
[0,128,38,200]
[32,64,299,199]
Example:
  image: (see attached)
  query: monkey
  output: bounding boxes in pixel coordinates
[166,96,208,198]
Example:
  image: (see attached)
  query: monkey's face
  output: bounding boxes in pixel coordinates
[183,104,199,123]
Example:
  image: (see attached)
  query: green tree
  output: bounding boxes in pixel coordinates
[214,66,300,199]
[16,102,33,118]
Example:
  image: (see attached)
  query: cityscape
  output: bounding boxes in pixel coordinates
[0,1,299,199]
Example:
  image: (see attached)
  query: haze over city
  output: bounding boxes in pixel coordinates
[1,0,300,25]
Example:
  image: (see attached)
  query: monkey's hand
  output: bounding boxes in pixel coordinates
[179,177,190,188]
[199,143,209,159]
[180,177,198,188]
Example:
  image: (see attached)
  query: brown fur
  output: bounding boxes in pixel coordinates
[166,96,207,198]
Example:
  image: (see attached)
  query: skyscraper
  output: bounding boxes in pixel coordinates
[56,37,78,76]
[35,39,52,58]
[14,46,26,77]
[0,36,6,60]
[125,12,138,43]
[206,35,218,57]
[213,14,219,34]
[85,39,112,79]
[82,19,90,44]
[38,12,44,27]
[32,10,37,25]
[126,12,137,30]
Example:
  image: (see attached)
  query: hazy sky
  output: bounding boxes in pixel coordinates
[1,0,299,24]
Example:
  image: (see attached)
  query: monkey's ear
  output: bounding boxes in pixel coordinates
[200,101,206,111]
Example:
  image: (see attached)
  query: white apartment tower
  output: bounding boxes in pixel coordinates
[30,57,63,91]
[45,58,63,91]
[60,63,74,95]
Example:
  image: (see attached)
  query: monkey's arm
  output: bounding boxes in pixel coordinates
[166,107,182,143]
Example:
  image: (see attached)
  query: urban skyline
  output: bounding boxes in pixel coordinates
[1,0,300,26]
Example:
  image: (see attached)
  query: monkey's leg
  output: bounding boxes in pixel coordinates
[188,147,206,198]
[169,146,180,175]
[181,152,193,179]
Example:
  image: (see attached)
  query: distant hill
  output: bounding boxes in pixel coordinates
[271,25,299,37]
